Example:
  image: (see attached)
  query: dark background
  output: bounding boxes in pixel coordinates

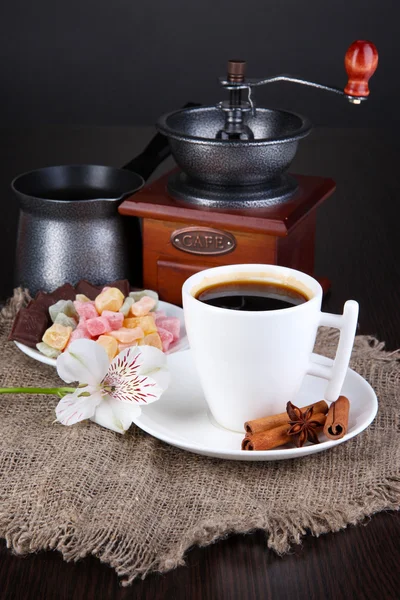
[0,0,396,128]
[0,4,400,597]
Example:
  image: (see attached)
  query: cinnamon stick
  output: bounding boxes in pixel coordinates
[242,412,327,451]
[244,400,328,435]
[323,396,350,440]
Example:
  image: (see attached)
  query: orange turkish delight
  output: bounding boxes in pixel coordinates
[130,296,156,317]
[96,335,118,361]
[123,315,157,335]
[108,327,144,344]
[139,332,163,351]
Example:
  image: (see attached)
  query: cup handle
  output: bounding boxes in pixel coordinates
[307,300,359,401]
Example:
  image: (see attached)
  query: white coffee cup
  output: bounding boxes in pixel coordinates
[182,264,359,432]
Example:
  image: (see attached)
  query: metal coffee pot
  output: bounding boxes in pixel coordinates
[12,133,170,295]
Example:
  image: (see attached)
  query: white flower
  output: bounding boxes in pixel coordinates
[55,339,170,434]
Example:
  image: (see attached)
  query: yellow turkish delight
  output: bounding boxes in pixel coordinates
[42,323,72,351]
[95,287,124,314]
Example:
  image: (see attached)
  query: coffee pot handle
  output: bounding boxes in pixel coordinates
[307,300,359,402]
[122,102,201,181]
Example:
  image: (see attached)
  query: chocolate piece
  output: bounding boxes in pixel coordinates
[50,283,77,302]
[75,280,102,300]
[27,303,49,318]
[8,307,49,348]
[34,291,56,312]
[107,279,130,297]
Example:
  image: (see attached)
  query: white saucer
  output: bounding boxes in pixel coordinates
[133,350,378,461]
[15,300,189,367]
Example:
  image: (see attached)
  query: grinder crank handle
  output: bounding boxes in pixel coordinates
[220,41,378,106]
[344,40,379,102]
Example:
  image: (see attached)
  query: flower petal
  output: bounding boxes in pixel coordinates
[91,395,141,434]
[57,339,109,385]
[103,345,170,405]
[135,345,170,392]
[55,388,102,426]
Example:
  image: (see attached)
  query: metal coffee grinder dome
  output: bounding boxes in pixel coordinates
[119,40,378,305]
[157,40,378,208]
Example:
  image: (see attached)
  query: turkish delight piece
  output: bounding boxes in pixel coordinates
[101,310,124,330]
[129,289,158,310]
[74,301,98,320]
[86,316,112,337]
[36,342,61,359]
[75,294,91,303]
[107,279,130,297]
[54,312,77,330]
[109,327,144,344]
[117,341,139,352]
[42,323,72,351]
[130,296,156,317]
[155,317,180,342]
[96,335,119,361]
[119,297,134,316]
[157,326,174,352]
[124,315,157,335]
[76,317,90,336]
[68,327,91,345]
[95,288,124,314]
[139,332,163,351]
[49,299,78,323]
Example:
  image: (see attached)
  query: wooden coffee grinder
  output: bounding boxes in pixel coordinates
[119,41,378,305]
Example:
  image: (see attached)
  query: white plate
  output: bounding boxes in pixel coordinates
[15,300,189,367]
[133,350,378,461]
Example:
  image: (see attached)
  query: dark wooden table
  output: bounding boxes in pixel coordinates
[0,127,399,599]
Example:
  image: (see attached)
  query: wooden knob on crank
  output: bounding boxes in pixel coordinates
[227,60,246,83]
[344,40,378,99]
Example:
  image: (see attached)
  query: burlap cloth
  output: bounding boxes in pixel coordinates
[0,290,399,586]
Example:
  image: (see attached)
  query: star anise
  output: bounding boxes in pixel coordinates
[286,401,321,448]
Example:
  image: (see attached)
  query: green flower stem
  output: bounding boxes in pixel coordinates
[0,387,76,395]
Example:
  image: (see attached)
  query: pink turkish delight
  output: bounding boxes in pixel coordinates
[102,310,124,330]
[74,300,98,320]
[76,317,90,337]
[86,316,111,337]
[157,326,174,352]
[155,317,180,342]
[68,327,91,345]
